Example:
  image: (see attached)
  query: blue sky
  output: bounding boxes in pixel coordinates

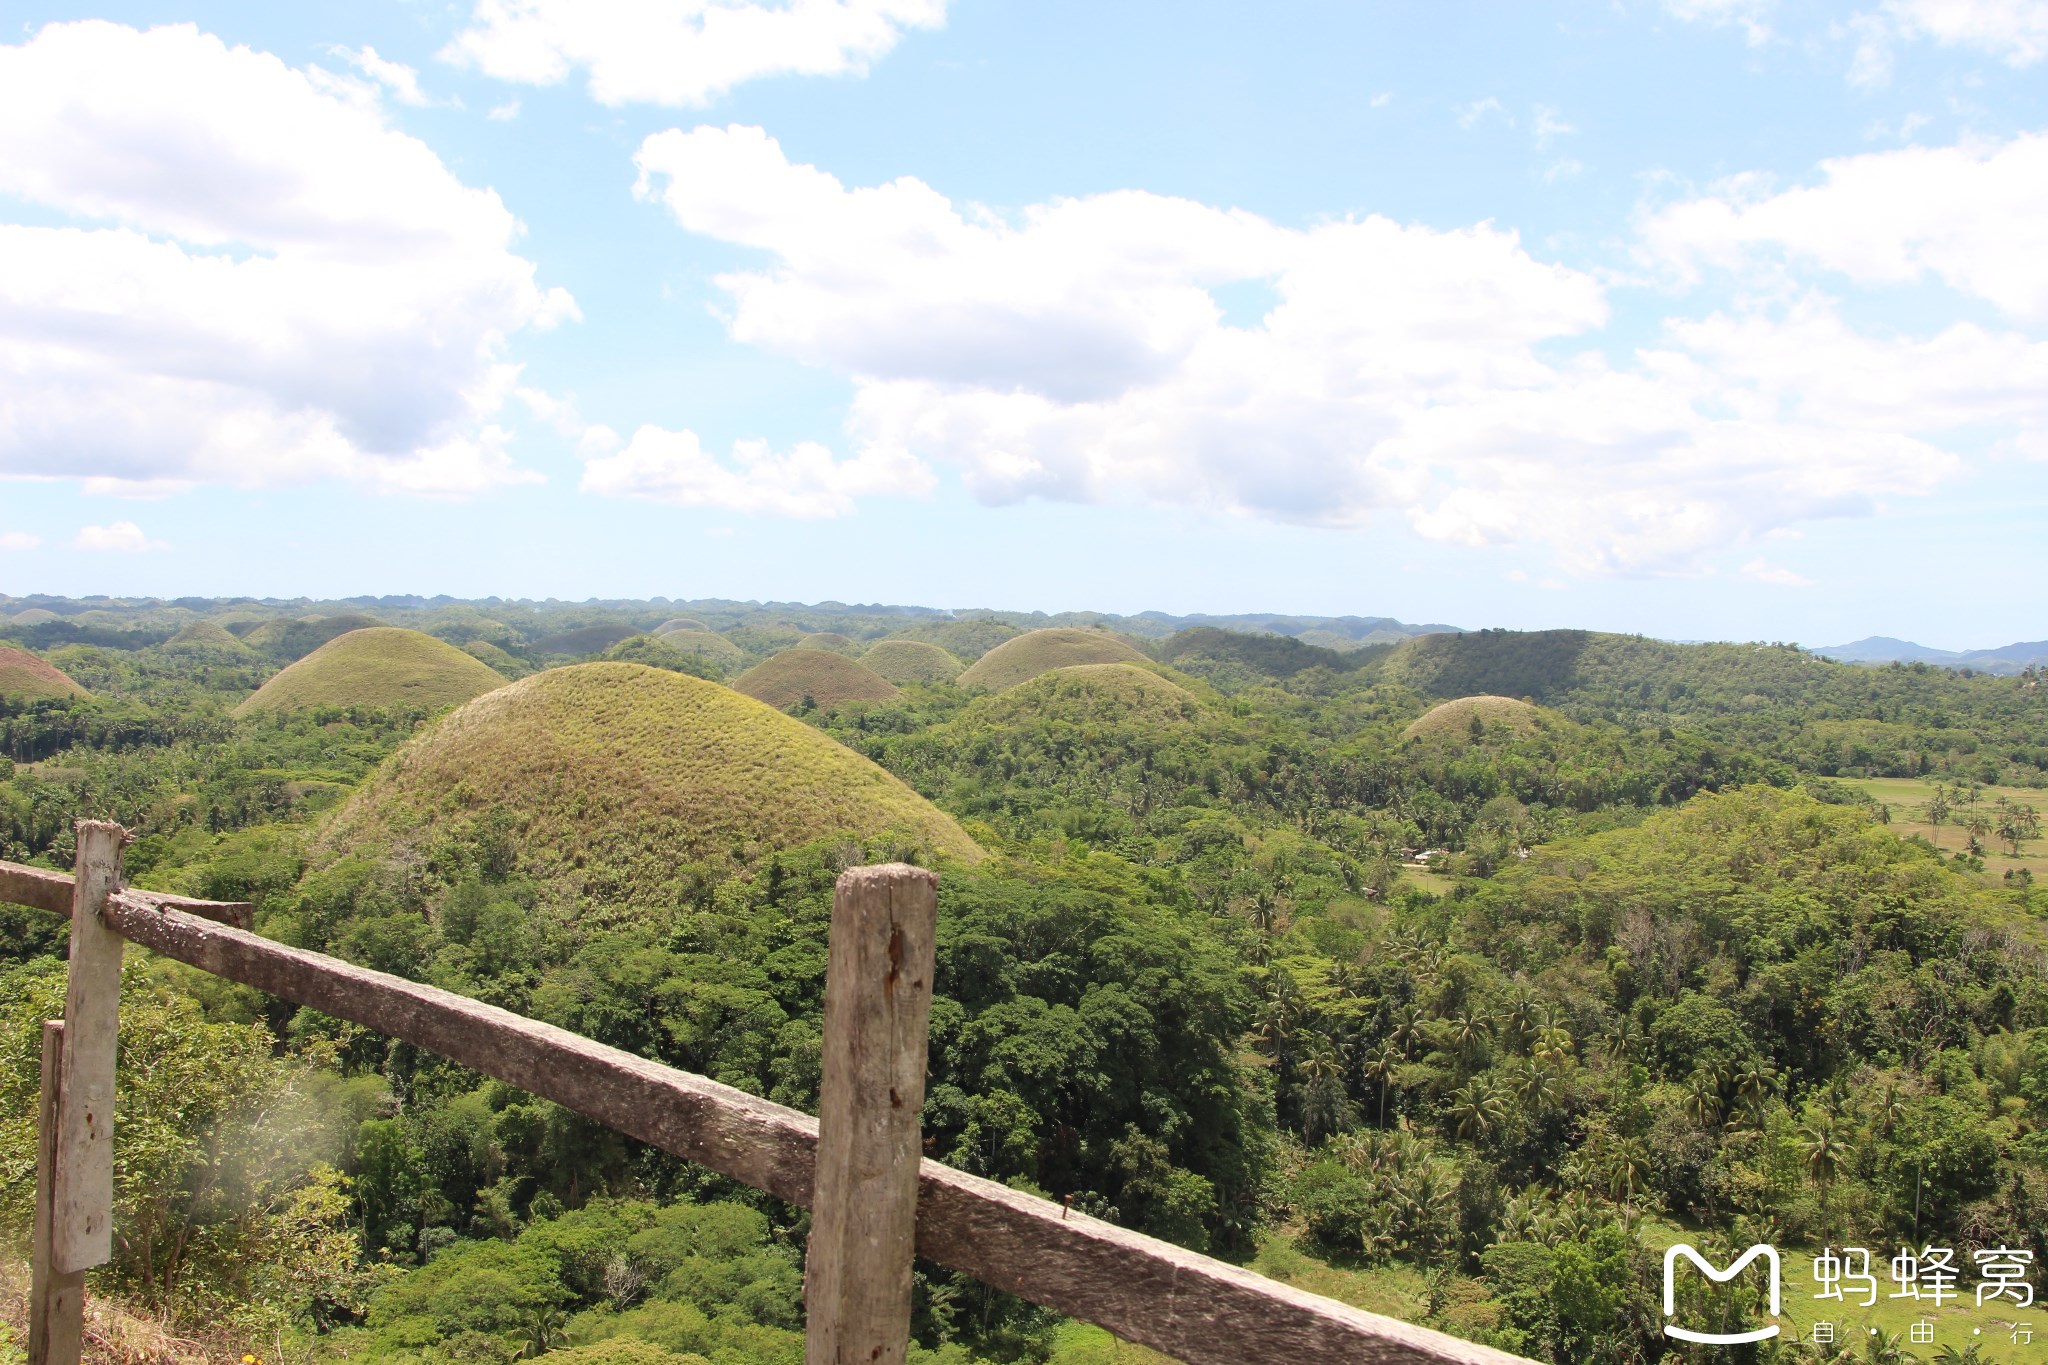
[2,0,2045,646]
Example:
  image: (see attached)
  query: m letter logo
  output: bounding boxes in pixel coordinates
[1663,1244,1782,1344]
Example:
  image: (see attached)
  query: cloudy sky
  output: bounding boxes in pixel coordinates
[3,0,2045,644]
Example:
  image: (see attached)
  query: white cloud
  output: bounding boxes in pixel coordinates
[0,531,40,551]
[1665,0,1776,45]
[488,99,522,120]
[331,45,436,106]
[1853,0,2048,78]
[1641,131,2048,323]
[1457,97,1508,130]
[578,423,932,517]
[1532,104,1575,150]
[0,22,575,497]
[73,520,169,552]
[441,0,948,107]
[628,125,2002,574]
[1740,559,1816,586]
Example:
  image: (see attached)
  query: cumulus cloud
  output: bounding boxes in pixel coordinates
[73,521,169,552]
[626,125,2016,573]
[0,22,575,497]
[578,423,932,517]
[1851,0,2048,80]
[1640,131,2048,323]
[0,531,40,551]
[1664,0,1777,45]
[330,45,436,106]
[441,0,948,107]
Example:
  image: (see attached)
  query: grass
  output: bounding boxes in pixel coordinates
[1401,695,1553,742]
[732,649,901,710]
[234,628,509,715]
[956,628,1149,691]
[653,617,708,634]
[657,630,745,667]
[859,639,964,684]
[531,623,640,656]
[242,612,386,658]
[794,631,855,653]
[0,645,89,700]
[1840,775,2048,882]
[975,663,1200,726]
[164,620,248,651]
[461,639,529,676]
[7,607,59,624]
[318,662,983,899]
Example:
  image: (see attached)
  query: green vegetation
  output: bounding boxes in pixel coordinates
[244,612,387,660]
[732,650,900,710]
[235,628,508,715]
[793,631,854,653]
[860,639,964,684]
[657,630,747,670]
[654,618,709,634]
[318,662,982,906]
[0,645,89,701]
[4,599,2047,1365]
[164,620,250,652]
[1400,695,1553,743]
[462,638,531,677]
[956,628,1150,691]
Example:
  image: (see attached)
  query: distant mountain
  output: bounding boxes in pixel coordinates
[1815,636,2048,674]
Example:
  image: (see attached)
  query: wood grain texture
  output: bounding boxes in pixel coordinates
[102,895,1532,1365]
[29,1022,84,1365]
[53,823,125,1274]
[0,857,252,928]
[806,865,939,1365]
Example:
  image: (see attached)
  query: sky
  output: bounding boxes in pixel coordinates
[1,0,2045,646]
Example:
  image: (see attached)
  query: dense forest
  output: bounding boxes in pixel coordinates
[2,596,2045,1365]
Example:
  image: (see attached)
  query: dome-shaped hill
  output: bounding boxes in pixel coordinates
[957,628,1149,691]
[235,628,507,715]
[461,640,529,677]
[9,608,61,625]
[0,646,89,701]
[243,613,386,658]
[1402,695,1558,743]
[733,650,900,710]
[318,664,982,898]
[654,618,708,635]
[165,620,249,651]
[861,639,963,684]
[658,630,745,668]
[794,632,855,654]
[979,663,1199,725]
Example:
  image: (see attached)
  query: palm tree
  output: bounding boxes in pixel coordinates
[1683,1067,1724,1128]
[1447,1076,1507,1143]
[1363,1041,1402,1127]
[1448,1008,1494,1067]
[1801,1113,1845,1188]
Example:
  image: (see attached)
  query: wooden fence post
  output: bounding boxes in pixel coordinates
[29,1021,84,1365]
[806,864,940,1365]
[54,821,127,1275]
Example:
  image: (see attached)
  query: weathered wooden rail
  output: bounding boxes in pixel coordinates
[5,835,1531,1365]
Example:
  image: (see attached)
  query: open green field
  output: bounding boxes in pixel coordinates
[1841,775,2048,882]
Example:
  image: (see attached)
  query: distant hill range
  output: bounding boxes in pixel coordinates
[1815,636,2048,674]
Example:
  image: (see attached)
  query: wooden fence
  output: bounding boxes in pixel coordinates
[4,826,1532,1365]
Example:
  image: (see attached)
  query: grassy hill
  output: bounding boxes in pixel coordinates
[243,612,387,659]
[7,608,60,625]
[794,631,855,653]
[0,645,89,700]
[531,623,640,656]
[732,649,900,709]
[653,618,708,635]
[1401,694,1554,742]
[957,627,1150,690]
[317,662,982,900]
[861,638,964,684]
[979,662,1200,726]
[657,629,745,669]
[164,620,250,652]
[460,639,528,677]
[234,628,508,715]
